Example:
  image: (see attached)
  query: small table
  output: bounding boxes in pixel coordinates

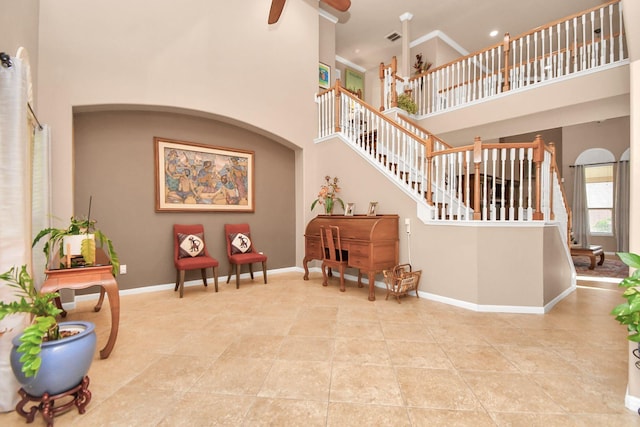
[571,245,605,270]
[40,251,119,359]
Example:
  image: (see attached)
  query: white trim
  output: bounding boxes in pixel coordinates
[335,55,367,74]
[399,12,413,22]
[410,29,469,57]
[319,8,338,24]
[625,387,640,413]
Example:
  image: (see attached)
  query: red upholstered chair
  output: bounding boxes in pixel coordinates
[224,223,267,289]
[173,224,219,298]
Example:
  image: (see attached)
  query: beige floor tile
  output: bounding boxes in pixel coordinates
[242,398,328,427]
[333,337,391,365]
[191,356,274,395]
[0,274,636,426]
[157,392,255,426]
[387,340,454,369]
[441,343,519,372]
[330,363,403,405]
[408,407,496,426]
[460,371,563,413]
[277,336,335,361]
[328,402,412,426]
[396,367,481,410]
[258,360,331,400]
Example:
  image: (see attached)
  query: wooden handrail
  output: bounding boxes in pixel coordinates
[397,113,452,150]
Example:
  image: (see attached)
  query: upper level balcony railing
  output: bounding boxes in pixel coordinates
[380,0,627,115]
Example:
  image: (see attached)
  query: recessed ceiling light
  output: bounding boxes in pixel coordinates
[355,48,360,54]
[489,30,499,37]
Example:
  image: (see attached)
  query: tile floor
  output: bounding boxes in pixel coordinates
[2,272,640,426]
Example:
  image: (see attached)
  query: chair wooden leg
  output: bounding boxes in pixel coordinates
[201,268,208,288]
[178,270,185,298]
[339,267,346,292]
[213,266,218,292]
[174,270,180,292]
[262,261,267,284]
[235,264,241,289]
[226,263,233,284]
[249,264,254,280]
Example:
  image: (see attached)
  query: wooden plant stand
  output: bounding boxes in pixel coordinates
[15,376,91,426]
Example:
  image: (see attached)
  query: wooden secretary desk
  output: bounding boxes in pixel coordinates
[303,214,399,301]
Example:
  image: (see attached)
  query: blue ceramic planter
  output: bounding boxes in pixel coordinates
[10,321,96,397]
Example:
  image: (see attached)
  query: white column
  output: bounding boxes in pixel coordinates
[400,12,413,78]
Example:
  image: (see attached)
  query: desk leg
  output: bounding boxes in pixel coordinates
[99,277,120,359]
[94,288,106,312]
[598,252,605,266]
[367,272,376,301]
[302,257,310,280]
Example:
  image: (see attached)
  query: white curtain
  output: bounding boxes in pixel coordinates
[615,160,630,252]
[572,165,590,248]
[32,125,52,288]
[0,56,31,411]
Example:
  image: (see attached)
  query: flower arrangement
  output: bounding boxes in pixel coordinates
[413,53,432,75]
[311,176,345,215]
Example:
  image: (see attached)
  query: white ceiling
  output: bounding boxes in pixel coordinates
[320,0,610,71]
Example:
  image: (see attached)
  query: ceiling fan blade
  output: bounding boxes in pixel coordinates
[268,0,287,24]
[321,0,351,12]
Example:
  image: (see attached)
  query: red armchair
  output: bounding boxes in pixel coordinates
[224,223,267,289]
[173,224,219,298]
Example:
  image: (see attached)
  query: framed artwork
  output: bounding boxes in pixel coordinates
[367,201,378,216]
[154,137,255,212]
[345,68,365,98]
[319,62,331,89]
[345,203,355,216]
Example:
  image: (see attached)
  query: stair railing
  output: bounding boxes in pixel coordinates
[385,0,626,116]
[317,83,569,232]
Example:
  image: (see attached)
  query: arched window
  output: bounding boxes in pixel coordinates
[575,148,615,235]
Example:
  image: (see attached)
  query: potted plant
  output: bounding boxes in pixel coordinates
[0,265,96,396]
[397,92,418,114]
[311,175,345,215]
[611,252,640,343]
[32,215,119,276]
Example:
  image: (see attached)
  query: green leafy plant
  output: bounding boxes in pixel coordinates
[611,252,640,342]
[311,175,345,214]
[0,265,62,377]
[32,215,119,276]
[397,93,418,114]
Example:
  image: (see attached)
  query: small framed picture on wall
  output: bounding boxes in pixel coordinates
[319,62,331,89]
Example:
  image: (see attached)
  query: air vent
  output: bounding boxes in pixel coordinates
[386,32,402,42]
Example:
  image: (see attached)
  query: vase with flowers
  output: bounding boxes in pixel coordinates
[311,176,345,215]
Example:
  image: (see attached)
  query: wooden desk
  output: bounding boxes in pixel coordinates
[41,252,119,359]
[303,215,399,301]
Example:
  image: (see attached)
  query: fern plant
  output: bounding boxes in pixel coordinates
[0,265,61,377]
[611,252,640,342]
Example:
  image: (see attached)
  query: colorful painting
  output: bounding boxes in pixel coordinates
[345,68,364,98]
[154,137,254,212]
[319,62,331,89]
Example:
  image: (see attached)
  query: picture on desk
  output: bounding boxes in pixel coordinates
[367,201,378,216]
[345,203,355,216]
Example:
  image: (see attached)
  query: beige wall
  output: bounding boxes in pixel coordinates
[36,0,319,273]
[73,110,296,291]
[0,0,39,102]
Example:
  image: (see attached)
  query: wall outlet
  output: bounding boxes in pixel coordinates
[120,264,127,274]
[404,218,411,234]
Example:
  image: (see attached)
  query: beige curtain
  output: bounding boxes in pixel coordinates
[572,165,590,248]
[0,55,31,412]
[615,160,630,252]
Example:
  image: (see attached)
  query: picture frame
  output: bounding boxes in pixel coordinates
[367,201,378,216]
[345,68,365,98]
[319,62,331,89]
[345,203,355,216]
[154,137,255,212]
